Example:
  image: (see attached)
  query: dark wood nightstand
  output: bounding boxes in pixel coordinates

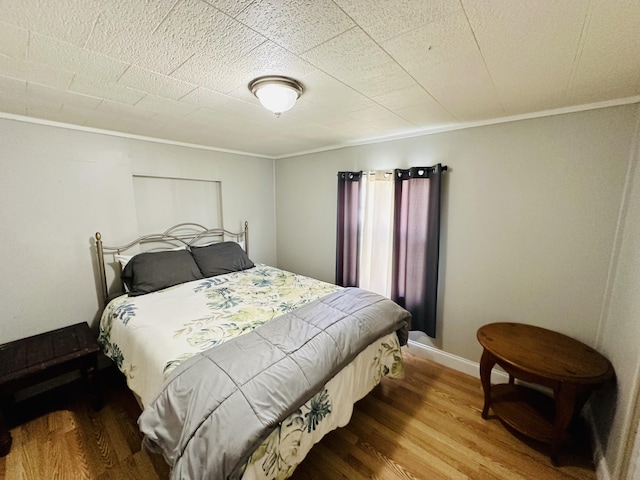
[0,322,103,457]
[477,322,614,465]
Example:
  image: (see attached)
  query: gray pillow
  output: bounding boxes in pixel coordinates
[190,242,254,278]
[121,250,204,296]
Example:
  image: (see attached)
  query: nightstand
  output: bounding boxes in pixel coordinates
[0,322,102,457]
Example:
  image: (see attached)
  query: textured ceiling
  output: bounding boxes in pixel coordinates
[0,0,639,158]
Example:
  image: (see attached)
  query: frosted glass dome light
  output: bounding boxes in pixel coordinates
[249,76,304,117]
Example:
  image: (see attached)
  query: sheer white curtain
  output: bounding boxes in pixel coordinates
[358,171,394,297]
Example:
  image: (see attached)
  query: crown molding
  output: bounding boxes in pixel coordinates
[1,95,638,161]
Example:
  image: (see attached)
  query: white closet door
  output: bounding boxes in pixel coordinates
[132,175,222,234]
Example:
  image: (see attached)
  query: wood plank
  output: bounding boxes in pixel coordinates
[25,336,53,367]
[0,342,27,378]
[51,329,78,358]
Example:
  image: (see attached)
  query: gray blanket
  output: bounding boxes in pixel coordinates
[139,287,410,480]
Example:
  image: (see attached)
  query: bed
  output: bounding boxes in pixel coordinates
[95,222,410,480]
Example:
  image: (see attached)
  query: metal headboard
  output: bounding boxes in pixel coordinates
[95,221,249,308]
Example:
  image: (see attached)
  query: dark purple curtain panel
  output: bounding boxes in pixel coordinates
[391,165,443,337]
[336,172,362,286]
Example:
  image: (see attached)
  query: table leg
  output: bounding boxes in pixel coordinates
[83,355,103,411]
[551,382,578,465]
[0,403,11,457]
[479,349,496,419]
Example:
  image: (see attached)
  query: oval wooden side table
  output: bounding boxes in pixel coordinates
[477,322,614,465]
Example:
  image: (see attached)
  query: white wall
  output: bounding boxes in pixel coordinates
[276,105,637,357]
[275,103,640,477]
[590,108,640,479]
[0,118,275,343]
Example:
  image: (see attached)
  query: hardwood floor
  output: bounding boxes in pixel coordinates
[0,352,597,479]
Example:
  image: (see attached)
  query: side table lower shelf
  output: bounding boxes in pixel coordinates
[488,384,566,445]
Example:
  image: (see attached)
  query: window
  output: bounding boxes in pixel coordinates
[336,165,446,337]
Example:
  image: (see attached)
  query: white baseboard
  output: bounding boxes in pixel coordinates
[583,404,614,480]
[404,339,509,385]
[406,339,613,480]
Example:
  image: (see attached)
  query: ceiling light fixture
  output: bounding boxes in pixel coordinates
[249,76,304,117]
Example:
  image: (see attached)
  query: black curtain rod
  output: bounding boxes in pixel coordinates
[338,165,448,177]
[405,164,448,172]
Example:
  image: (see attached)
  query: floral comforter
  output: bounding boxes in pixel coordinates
[99,264,404,479]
